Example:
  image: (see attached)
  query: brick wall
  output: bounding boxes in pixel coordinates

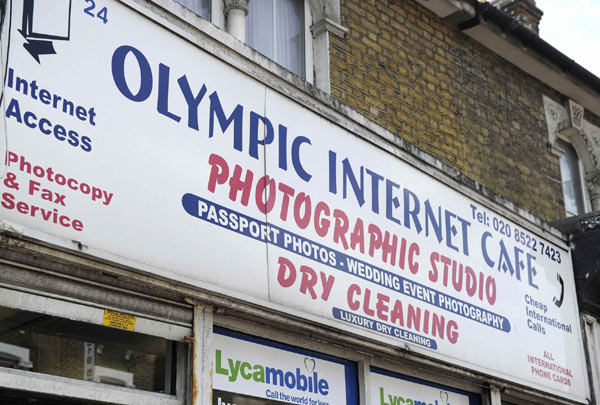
[0,323,83,379]
[329,0,573,221]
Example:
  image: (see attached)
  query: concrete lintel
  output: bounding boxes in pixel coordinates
[414,0,475,19]
[311,17,347,39]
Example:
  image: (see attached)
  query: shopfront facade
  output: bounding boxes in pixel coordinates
[0,0,599,404]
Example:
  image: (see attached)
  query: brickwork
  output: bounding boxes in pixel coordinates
[329,0,584,221]
[0,317,82,379]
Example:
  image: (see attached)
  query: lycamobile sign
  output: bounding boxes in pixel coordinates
[212,330,356,404]
[215,349,330,395]
[378,387,449,405]
[370,368,479,405]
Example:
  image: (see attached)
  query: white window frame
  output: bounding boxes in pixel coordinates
[576,155,592,214]
[244,0,313,82]
[303,0,314,84]
[557,135,591,217]
[211,0,224,28]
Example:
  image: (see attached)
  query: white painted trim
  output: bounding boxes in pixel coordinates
[0,368,181,405]
[414,0,474,19]
[211,0,224,29]
[584,315,600,405]
[490,385,502,405]
[224,0,248,41]
[358,360,370,405]
[578,158,592,214]
[312,27,330,92]
[555,136,592,217]
[304,0,314,84]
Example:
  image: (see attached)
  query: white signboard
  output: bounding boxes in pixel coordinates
[0,0,589,401]
[213,329,356,404]
[370,368,477,405]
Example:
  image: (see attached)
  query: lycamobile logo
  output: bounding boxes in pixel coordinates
[379,387,451,405]
[215,350,330,395]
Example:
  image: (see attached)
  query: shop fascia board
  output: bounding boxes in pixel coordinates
[0,0,569,257]
[2,0,572,287]
[2,0,574,288]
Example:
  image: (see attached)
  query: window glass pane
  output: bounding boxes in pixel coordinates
[557,138,585,215]
[247,0,275,60]
[247,0,305,78]
[275,0,304,77]
[0,306,177,394]
[175,0,211,20]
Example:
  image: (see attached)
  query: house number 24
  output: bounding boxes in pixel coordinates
[84,0,108,24]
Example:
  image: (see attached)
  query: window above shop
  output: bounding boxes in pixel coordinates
[169,0,344,91]
[246,0,306,78]
[557,138,588,217]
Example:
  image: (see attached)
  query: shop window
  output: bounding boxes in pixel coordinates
[246,0,306,78]
[557,138,587,216]
[370,367,481,405]
[175,0,211,19]
[0,305,180,396]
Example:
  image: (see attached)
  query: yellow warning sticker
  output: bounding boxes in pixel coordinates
[102,310,136,331]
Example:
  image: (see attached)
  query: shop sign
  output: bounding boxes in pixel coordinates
[102,310,137,331]
[0,0,589,401]
[212,329,357,404]
[370,368,479,405]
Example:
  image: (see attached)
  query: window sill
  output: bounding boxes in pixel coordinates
[0,368,182,405]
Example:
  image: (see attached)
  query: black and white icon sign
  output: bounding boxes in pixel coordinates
[19,0,72,63]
